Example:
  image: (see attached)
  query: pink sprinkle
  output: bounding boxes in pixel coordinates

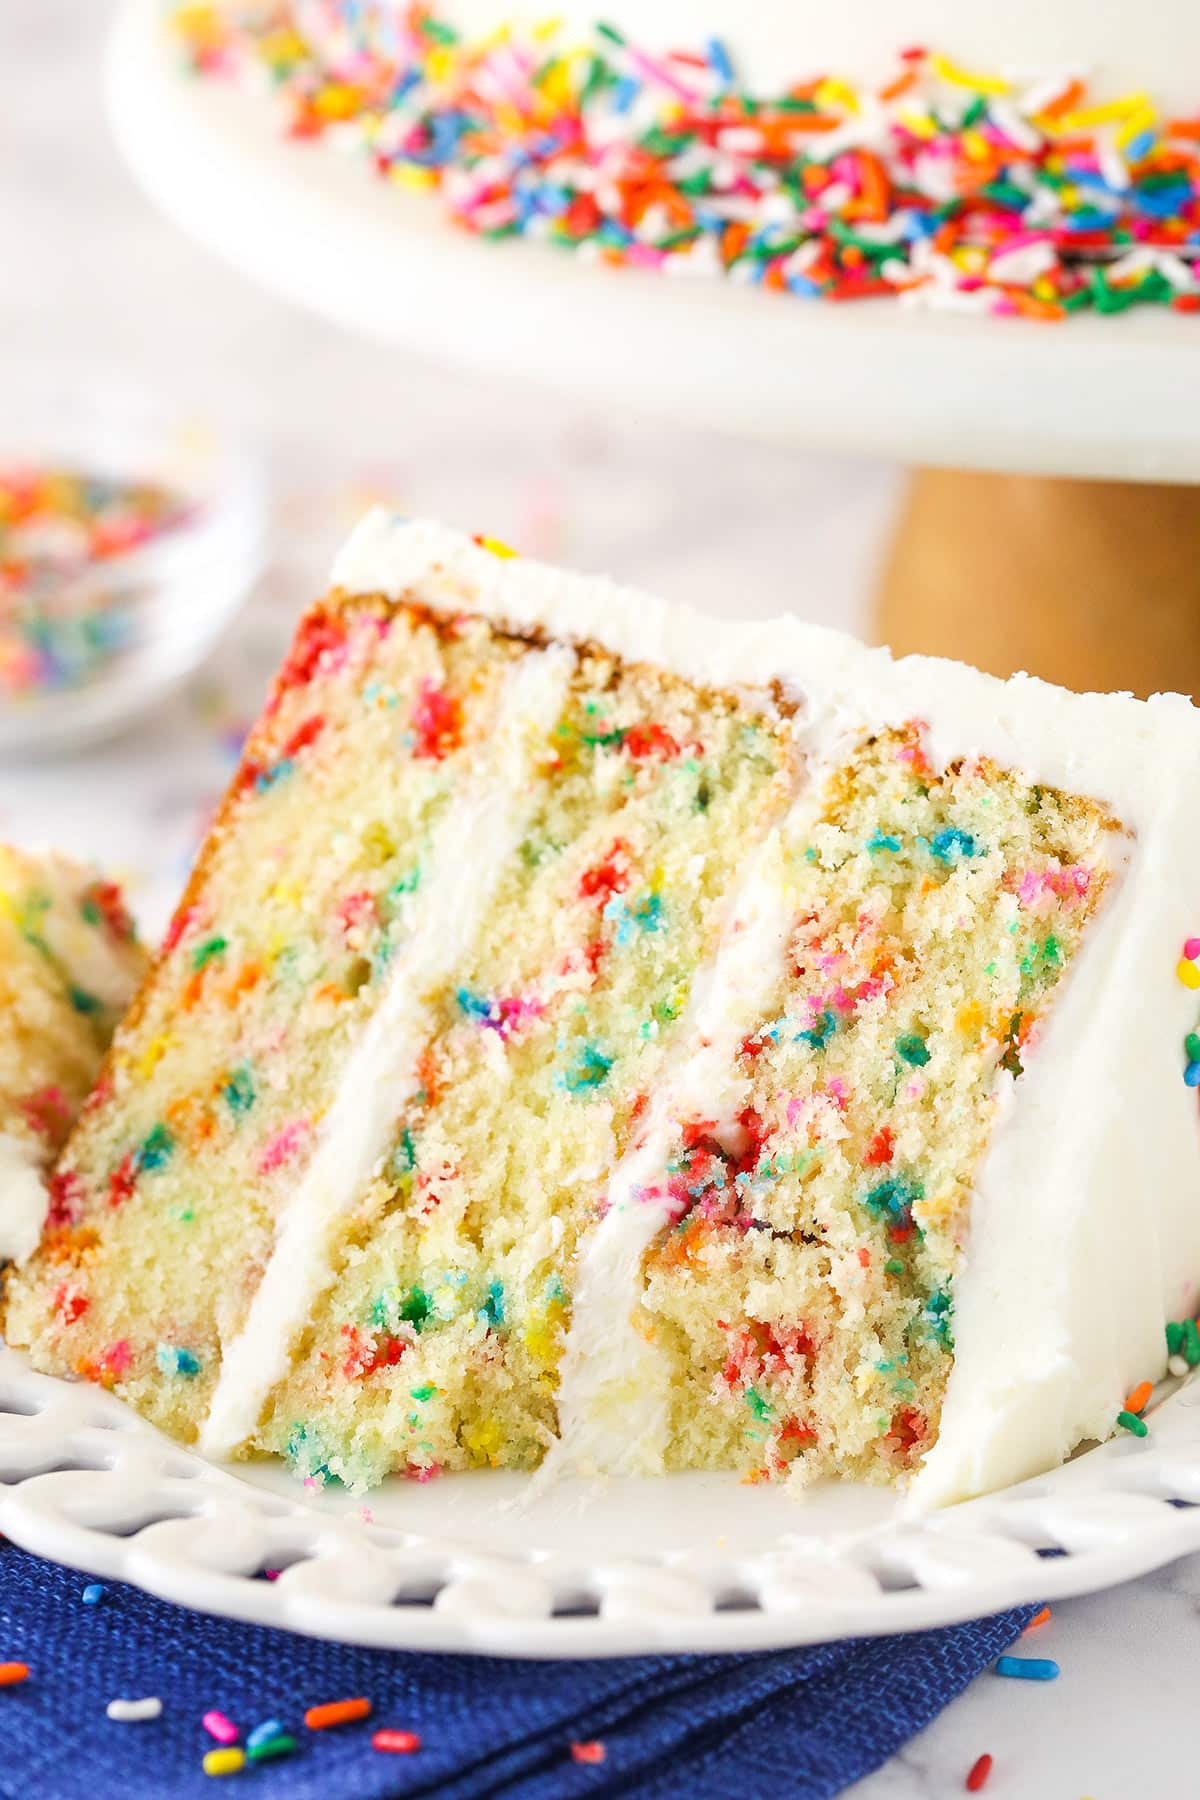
[1184,937,1200,962]
[263,1569,281,1581]
[203,1711,239,1745]
[406,1461,443,1484]
[257,1120,310,1175]
[102,1339,132,1376]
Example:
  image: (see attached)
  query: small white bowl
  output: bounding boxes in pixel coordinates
[0,371,267,757]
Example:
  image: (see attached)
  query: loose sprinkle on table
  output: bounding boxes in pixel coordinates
[305,1696,372,1731]
[1117,1408,1149,1437]
[571,1741,608,1764]
[246,1719,286,1751]
[106,1697,162,1722]
[995,1655,1059,1681]
[247,1734,297,1764]
[81,1584,105,1605]
[202,1747,245,1776]
[202,1709,239,1744]
[1125,1379,1153,1414]
[0,1663,29,1688]
[373,1729,422,1754]
[1024,1606,1052,1631]
[965,1752,993,1792]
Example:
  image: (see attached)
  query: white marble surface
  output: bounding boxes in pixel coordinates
[1,5,1195,1796]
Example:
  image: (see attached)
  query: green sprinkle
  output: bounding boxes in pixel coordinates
[401,1285,432,1331]
[595,20,626,44]
[410,1383,436,1403]
[1185,1319,1200,1366]
[1167,1319,1186,1355]
[744,1387,772,1422]
[1117,1409,1148,1438]
[895,1033,930,1067]
[138,1122,173,1171]
[69,985,101,1015]
[1186,1034,1200,1064]
[191,934,227,970]
[247,1736,297,1764]
[561,1042,613,1092]
[885,1258,906,1276]
[223,1065,255,1116]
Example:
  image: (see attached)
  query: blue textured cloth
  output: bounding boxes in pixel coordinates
[0,1547,1034,1799]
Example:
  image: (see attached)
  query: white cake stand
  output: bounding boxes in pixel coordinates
[108,0,1200,484]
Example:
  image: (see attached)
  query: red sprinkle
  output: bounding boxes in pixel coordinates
[373,1729,421,1754]
[570,1741,607,1764]
[965,1753,993,1792]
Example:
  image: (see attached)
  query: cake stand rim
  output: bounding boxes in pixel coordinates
[107,0,1200,484]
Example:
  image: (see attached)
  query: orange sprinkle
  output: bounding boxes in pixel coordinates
[305,1697,371,1731]
[1024,1606,1052,1631]
[880,67,918,102]
[0,1664,29,1687]
[1125,1380,1153,1415]
[1038,78,1085,119]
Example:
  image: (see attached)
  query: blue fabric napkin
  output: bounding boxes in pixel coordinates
[0,1546,1034,1798]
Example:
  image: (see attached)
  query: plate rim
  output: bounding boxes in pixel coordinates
[1,1345,1199,1658]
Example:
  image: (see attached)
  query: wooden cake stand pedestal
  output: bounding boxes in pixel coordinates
[876,473,1200,702]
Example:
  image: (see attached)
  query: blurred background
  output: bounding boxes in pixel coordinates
[0,1,900,937]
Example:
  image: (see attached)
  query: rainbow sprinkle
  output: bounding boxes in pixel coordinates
[173,4,1200,318]
[0,467,191,697]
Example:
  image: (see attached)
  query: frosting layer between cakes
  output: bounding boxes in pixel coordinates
[6,514,1200,1506]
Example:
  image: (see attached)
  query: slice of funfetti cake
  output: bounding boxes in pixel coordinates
[0,845,147,1265]
[6,515,1200,1508]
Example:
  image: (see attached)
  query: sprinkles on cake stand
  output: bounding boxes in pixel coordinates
[172,4,1200,318]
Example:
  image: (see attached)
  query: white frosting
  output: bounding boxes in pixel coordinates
[198,644,574,1458]
[0,1134,54,1267]
[538,822,800,1481]
[335,511,1200,1505]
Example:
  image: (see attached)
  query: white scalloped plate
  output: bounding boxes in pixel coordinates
[108,0,1200,484]
[3,1345,1200,1657]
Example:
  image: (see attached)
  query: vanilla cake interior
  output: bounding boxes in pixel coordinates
[6,516,1200,1506]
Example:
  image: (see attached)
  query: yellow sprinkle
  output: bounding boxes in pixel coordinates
[1060,92,1151,130]
[389,164,438,192]
[463,1418,503,1463]
[931,53,1012,97]
[425,46,456,85]
[137,1036,173,1079]
[961,129,992,163]
[1115,103,1158,149]
[533,15,563,42]
[203,1748,245,1777]
[816,76,858,115]
[313,82,362,123]
[897,105,937,141]
[478,536,518,560]
[1177,959,1200,990]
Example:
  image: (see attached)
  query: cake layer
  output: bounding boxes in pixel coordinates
[0,847,147,1265]
[8,514,1200,1507]
[252,649,795,1484]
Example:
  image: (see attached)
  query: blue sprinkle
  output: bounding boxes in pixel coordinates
[613,74,640,115]
[1185,1061,1200,1088]
[930,828,978,863]
[560,1042,614,1093]
[863,1176,923,1218]
[456,987,493,1023]
[156,1345,201,1378]
[480,1280,505,1329]
[255,758,294,792]
[867,831,901,853]
[797,1009,836,1050]
[247,1720,287,1752]
[706,36,734,85]
[995,1655,1059,1682]
[81,1583,105,1605]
